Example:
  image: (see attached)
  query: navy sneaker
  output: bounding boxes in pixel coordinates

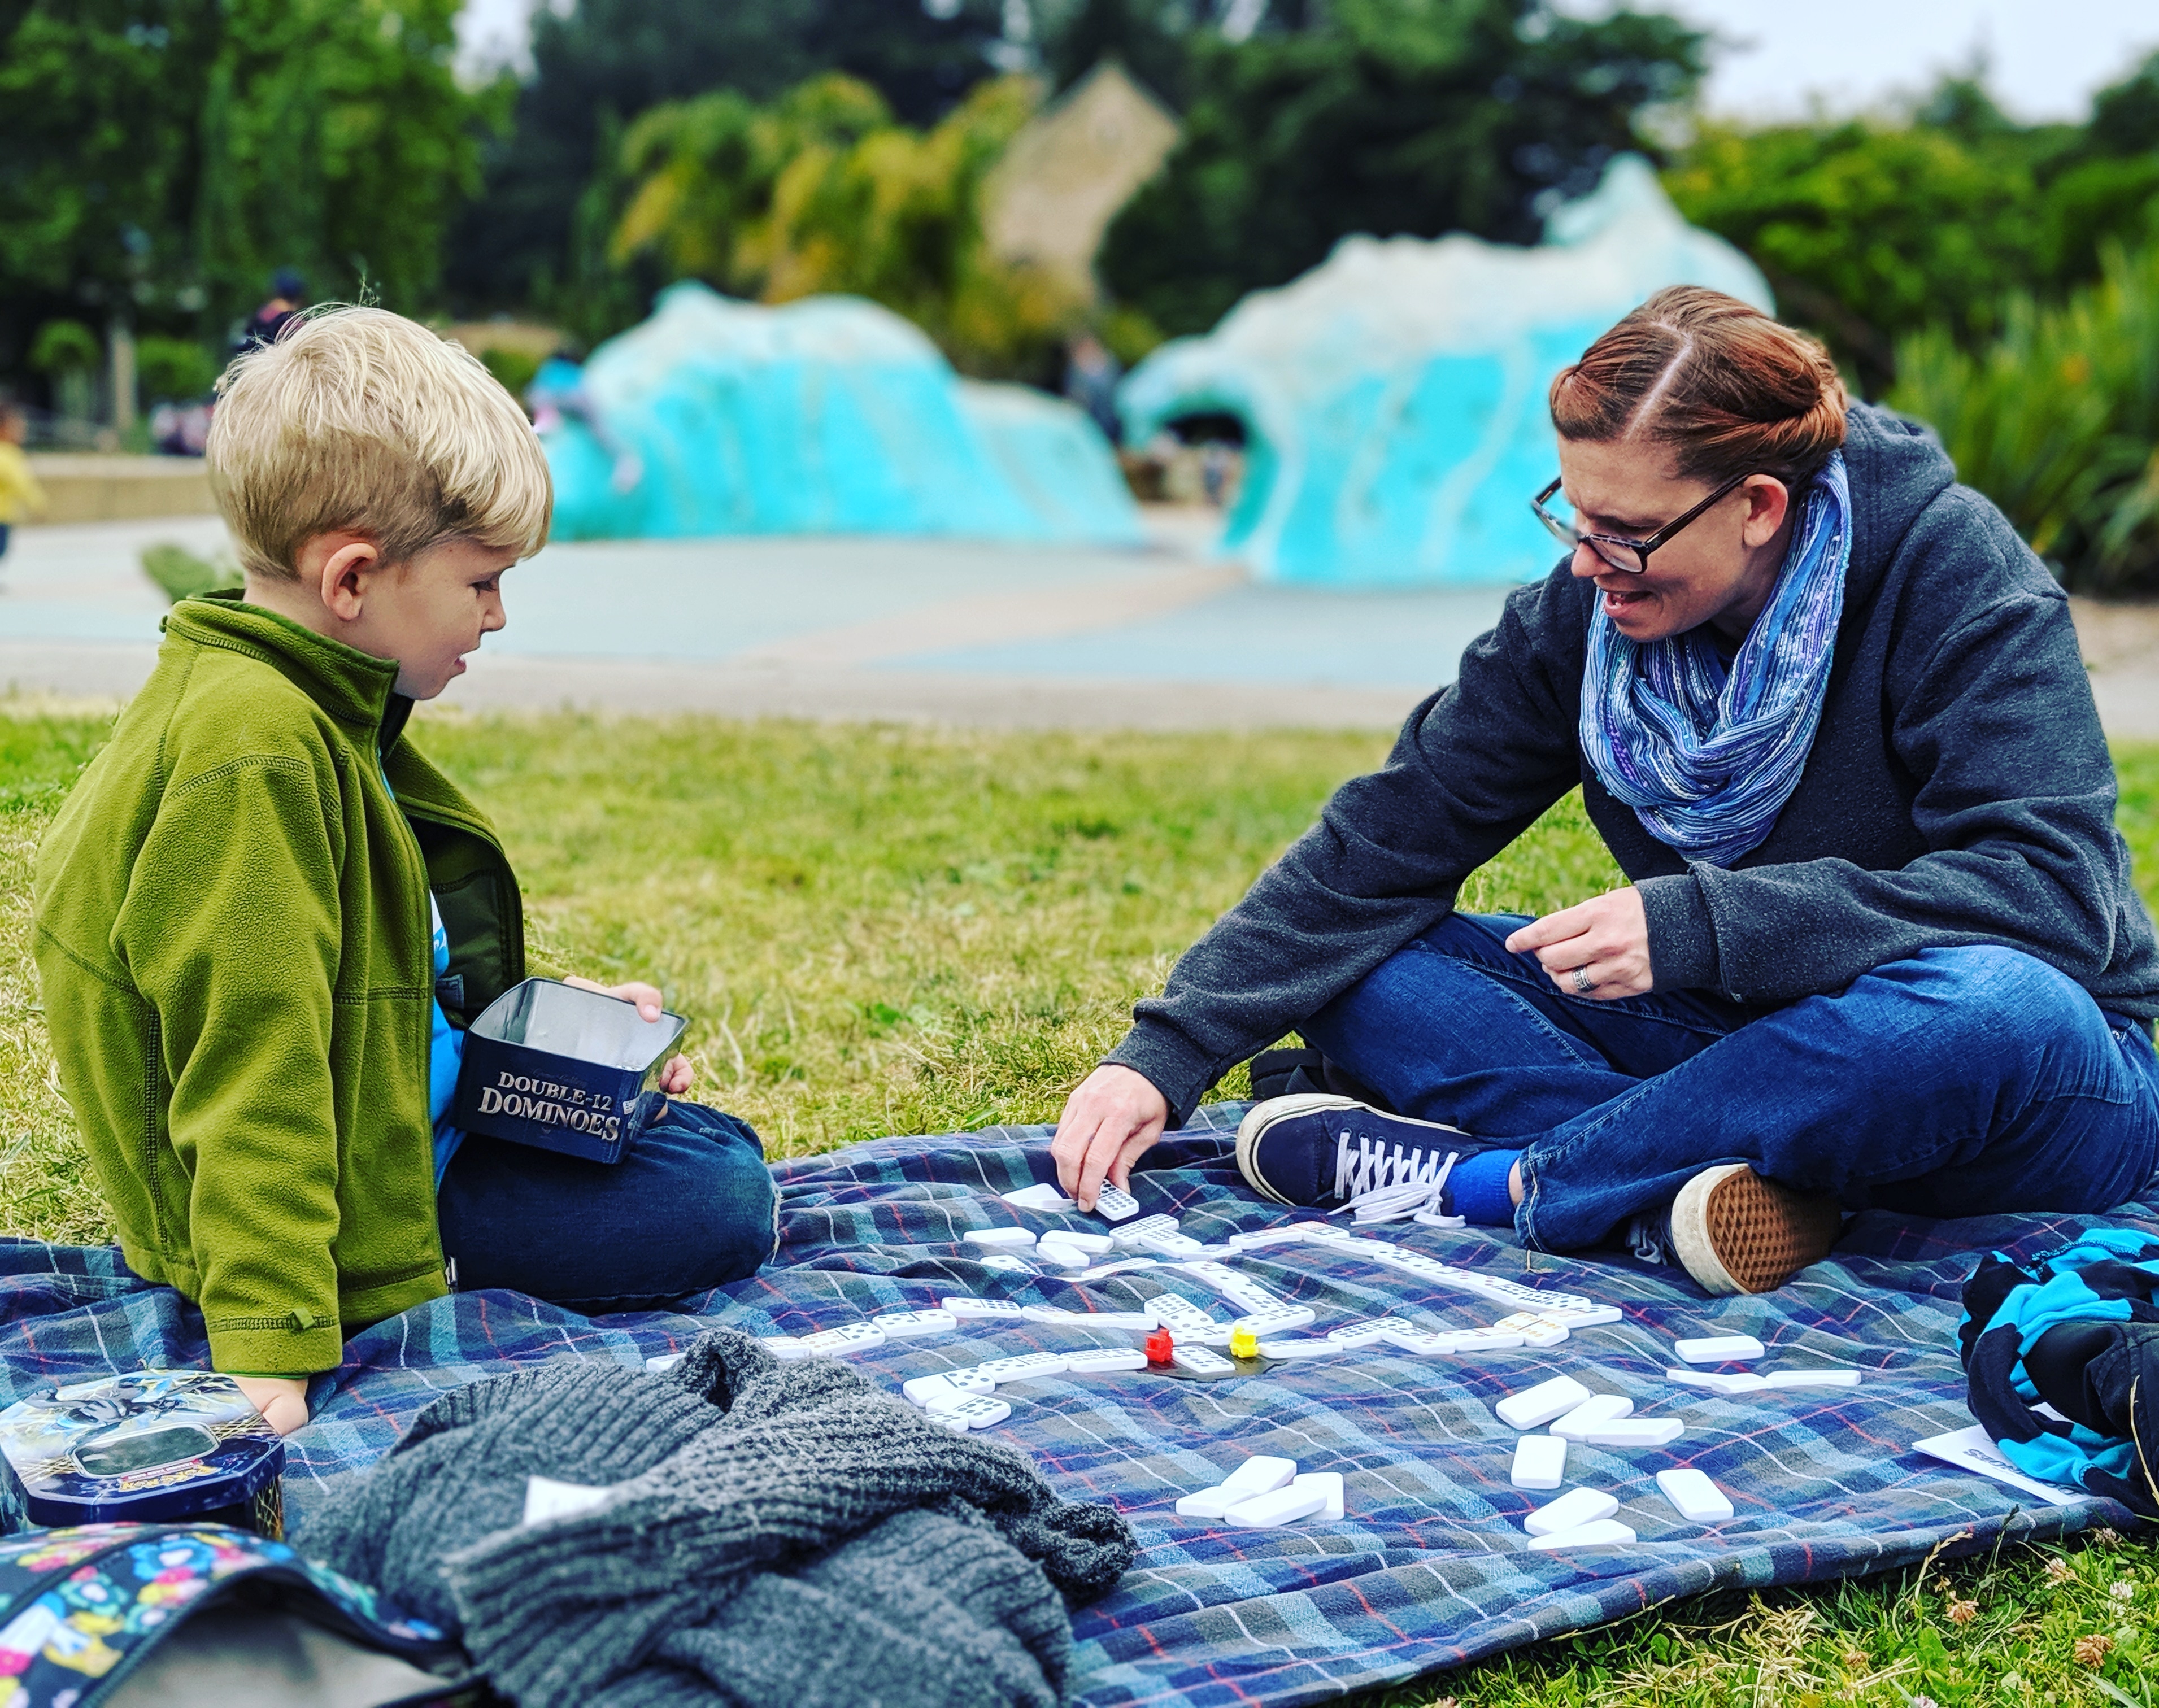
[1235,1094,1505,1215]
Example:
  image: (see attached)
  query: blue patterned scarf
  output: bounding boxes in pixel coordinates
[1578,451,1851,868]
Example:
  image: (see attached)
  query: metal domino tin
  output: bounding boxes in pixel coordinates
[453,977,688,1164]
[0,1370,284,1536]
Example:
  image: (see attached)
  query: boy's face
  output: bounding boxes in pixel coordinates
[366,537,513,699]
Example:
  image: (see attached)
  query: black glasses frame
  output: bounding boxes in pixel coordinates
[1531,471,1752,574]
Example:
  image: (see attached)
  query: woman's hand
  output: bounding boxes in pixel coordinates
[1052,1065,1169,1210]
[231,1375,310,1436]
[564,977,694,1092]
[1505,888,1653,1000]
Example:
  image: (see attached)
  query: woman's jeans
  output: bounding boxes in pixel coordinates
[1301,913,2159,1254]
[436,1099,778,1312]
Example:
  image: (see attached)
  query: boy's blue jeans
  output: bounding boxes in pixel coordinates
[1300,913,2159,1254]
[437,1099,778,1312]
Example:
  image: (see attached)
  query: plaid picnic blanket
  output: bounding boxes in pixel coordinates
[1,1107,2141,1706]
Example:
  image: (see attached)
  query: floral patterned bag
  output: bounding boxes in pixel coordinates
[0,1523,475,1708]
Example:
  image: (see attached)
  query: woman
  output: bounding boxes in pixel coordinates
[1050,286,2159,1296]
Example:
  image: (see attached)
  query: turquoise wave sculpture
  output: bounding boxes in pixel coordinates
[1117,156,1774,586]
[545,282,1142,546]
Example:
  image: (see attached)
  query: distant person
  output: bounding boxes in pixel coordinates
[1064,334,1124,446]
[1054,285,2159,1298]
[526,350,642,495]
[0,402,44,567]
[234,268,307,355]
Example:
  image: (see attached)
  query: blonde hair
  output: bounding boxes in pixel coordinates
[207,306,552,581]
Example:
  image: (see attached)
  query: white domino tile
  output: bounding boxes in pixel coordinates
[1654,1467,1733,1523]
[1089,1183,1143,1223]
[1526,1518,1637,1552]
[1002,1182,1077,1211]
[871,1309,958,1337]
[1110,1213,1181,1250]
[1582,1418,1683,1447]
[941,1297,1028,1320]
[1674,1334,1765,1365]
[1171,1344,1237,1375]
[933,1396,1012,1431]
[1038,1229,1115,1254]
[1523,1487,1619,1536]
[1224,1484,1329,1528]
[799,1324,887,1356]
[1495,1376,1594,1430]
[1490,1312,1572,1347]
[1221,1455,1299,1494]
[963,1227,1038,1250]
[1064,1348,1150,1374]
[1549,1395,1634,1441]
[1292,1470,1346,1520]
[1509,1433,1568,1491]
[1764,1368,1862,1389]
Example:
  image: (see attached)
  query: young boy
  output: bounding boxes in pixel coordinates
[32,308,776,1435]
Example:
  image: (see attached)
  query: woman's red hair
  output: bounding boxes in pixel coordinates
[1549,287,1848,487]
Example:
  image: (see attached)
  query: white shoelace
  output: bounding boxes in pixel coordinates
[1329,1129,1462,1225]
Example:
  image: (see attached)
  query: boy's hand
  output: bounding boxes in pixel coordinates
[231,1375,310,1435]
[563,977,694,1093]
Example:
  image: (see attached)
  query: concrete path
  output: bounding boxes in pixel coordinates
[5,512,2157,738]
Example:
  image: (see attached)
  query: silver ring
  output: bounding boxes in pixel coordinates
[1571,965,1595,994]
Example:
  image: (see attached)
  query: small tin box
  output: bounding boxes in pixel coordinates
[0,1370,284,1537]
[453,977,688,1164]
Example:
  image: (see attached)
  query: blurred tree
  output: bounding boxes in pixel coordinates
[1047,0,1191,104]
[1665,54,2159,395]
[444,0,1012,324]
[0,0,487,402]
[1892,239,2159,593]
[608,73,1077,378]
[1096,0,1707,341]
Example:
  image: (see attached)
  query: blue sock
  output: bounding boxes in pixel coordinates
[1445,1148,1524,1226]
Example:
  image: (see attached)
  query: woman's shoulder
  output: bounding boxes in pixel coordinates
[1844,404,2061,613]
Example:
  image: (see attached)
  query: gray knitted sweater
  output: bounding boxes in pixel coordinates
[298,1331,1135,1707]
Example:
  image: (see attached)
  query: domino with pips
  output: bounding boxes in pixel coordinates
[940,1296,1028,1320]
[799,1324,887,1356]
[1089,1183,1143,1222]
[933,1395,1012,1431]
[871,1309,958,1337]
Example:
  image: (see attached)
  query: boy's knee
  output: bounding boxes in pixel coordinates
[654,1101,779,1284]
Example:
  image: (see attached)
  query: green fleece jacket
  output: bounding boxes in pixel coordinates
[33,595,546,1375]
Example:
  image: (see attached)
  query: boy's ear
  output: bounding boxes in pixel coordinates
[312,536,382,622]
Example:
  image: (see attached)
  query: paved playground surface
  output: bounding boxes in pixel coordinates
[6,511,2158,736]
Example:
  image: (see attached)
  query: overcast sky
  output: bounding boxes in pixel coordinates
[456,0,2159,125]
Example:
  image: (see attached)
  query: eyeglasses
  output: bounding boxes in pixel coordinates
[1531,471,1751,574]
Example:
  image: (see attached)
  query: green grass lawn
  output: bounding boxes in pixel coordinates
[4,703,2157,1704]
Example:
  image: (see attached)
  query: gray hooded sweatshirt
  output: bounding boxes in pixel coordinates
[1109,404,2159,1125]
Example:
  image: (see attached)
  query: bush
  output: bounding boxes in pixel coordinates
[608,72,1083,378]
[478,347,542,403]
[28,320,99,375]
[140,543,242,604]
[1890,242,2159,594]
[134,336,219,403]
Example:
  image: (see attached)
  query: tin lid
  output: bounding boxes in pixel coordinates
[470,978,686,1071]
[0,1371,282,1525]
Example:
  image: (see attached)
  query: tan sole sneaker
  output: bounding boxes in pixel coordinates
[1668,1164,1843,1295]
